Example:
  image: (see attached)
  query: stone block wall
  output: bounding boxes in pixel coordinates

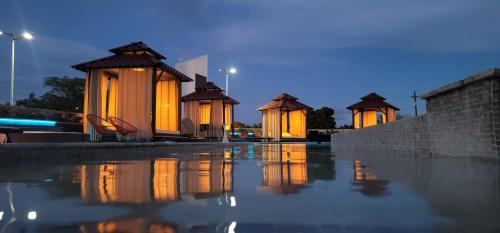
[332,68,500,159]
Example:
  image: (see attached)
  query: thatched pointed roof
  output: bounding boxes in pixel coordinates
[181,77,239,104]
[72,41,192,82]
[109,41,166,59]
[346,93,399,111]
[258,93,312,111]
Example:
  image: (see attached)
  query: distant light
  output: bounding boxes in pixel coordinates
[228,222,237,233]
[132,68,145,72]
[27,211,37,221]
[0,118,56,127]
[229,68,237,75]
[22,32,33,40]
[230,196,236,207]
[0,211,4,221]
[0,30,3,36]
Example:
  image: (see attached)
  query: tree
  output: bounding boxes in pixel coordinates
[307,107,336,129]
[15,92,44,108]
[233,122,262,128]
[16,76,85,112]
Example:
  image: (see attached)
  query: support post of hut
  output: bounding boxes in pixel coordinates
[279,109,282,141]
[351,110,356,129]
[222,99,226,126]
[287,110,290,133]
[151,66,157,136]
[177,79,182,131]
[359,110,365,128]
[305,109,309,139]
[231,103,235,134]
[385,106,389,123]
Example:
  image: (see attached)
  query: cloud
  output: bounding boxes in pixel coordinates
[207,0,500,53]
[30,36,106,74]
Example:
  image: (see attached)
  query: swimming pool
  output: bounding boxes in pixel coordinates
[0,118,57,127]
[0,143,498,233]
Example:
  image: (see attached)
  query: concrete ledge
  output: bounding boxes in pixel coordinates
[421,68,500,99]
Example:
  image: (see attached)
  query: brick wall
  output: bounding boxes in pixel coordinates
[332,68,500,159]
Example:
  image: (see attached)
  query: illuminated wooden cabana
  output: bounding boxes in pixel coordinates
[181,76,239,139]
[73,41,192,141]
[347,93,399,129]
[258,93,312,141]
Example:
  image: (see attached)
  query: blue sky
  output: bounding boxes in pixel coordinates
[1,0,500,125]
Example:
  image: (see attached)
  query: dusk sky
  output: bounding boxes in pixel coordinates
[1,0,500,125]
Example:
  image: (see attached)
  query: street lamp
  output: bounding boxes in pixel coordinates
[218,67,237,96]
[0,31,34,105]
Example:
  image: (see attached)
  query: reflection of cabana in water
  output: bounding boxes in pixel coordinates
[261,144,308,194]
[80,160,180,204]
[73,42,192,141]
[182,158,233,197]
[80,218,176,233]
[181,75,239,138]
[79,158,233,204]
[353,160,389,197]
[258,93,312,141]
[347,93,399,129]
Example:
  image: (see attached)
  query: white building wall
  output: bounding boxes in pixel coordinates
[176,55,208,96]
[175,55,208,119]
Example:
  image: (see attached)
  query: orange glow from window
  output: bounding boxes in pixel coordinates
[224,104,232,130]
[362,111,377,127]
[156,79,179,131]
[200,103,211,124]
[153,160,179,201]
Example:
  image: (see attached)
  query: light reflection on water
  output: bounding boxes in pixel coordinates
[0,143,498,232]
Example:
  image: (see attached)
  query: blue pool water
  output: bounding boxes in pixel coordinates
[0,118,56,127]
[0,143,498,233]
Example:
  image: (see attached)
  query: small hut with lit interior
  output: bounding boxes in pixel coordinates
[181,74,239,138]
[258,93,312,141]
[347,93,399,129]
[73,41,192,141]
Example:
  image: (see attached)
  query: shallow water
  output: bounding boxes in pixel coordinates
[0,143,498,233]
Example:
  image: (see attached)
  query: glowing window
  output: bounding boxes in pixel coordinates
[200,103,211,124]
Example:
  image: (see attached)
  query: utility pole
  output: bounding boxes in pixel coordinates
[411,90,418,116]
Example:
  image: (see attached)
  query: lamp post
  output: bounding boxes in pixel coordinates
[218,67,237,142]
[218,67,237,96]
[0,31,34,105]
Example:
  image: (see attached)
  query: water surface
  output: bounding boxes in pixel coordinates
[0,143,498,233]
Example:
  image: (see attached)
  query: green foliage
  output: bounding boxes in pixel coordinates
[234,121,262,128]
[248,123,262,128]
[337,124,353,129]
[307,107,336,129]
[16,76,85,113]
